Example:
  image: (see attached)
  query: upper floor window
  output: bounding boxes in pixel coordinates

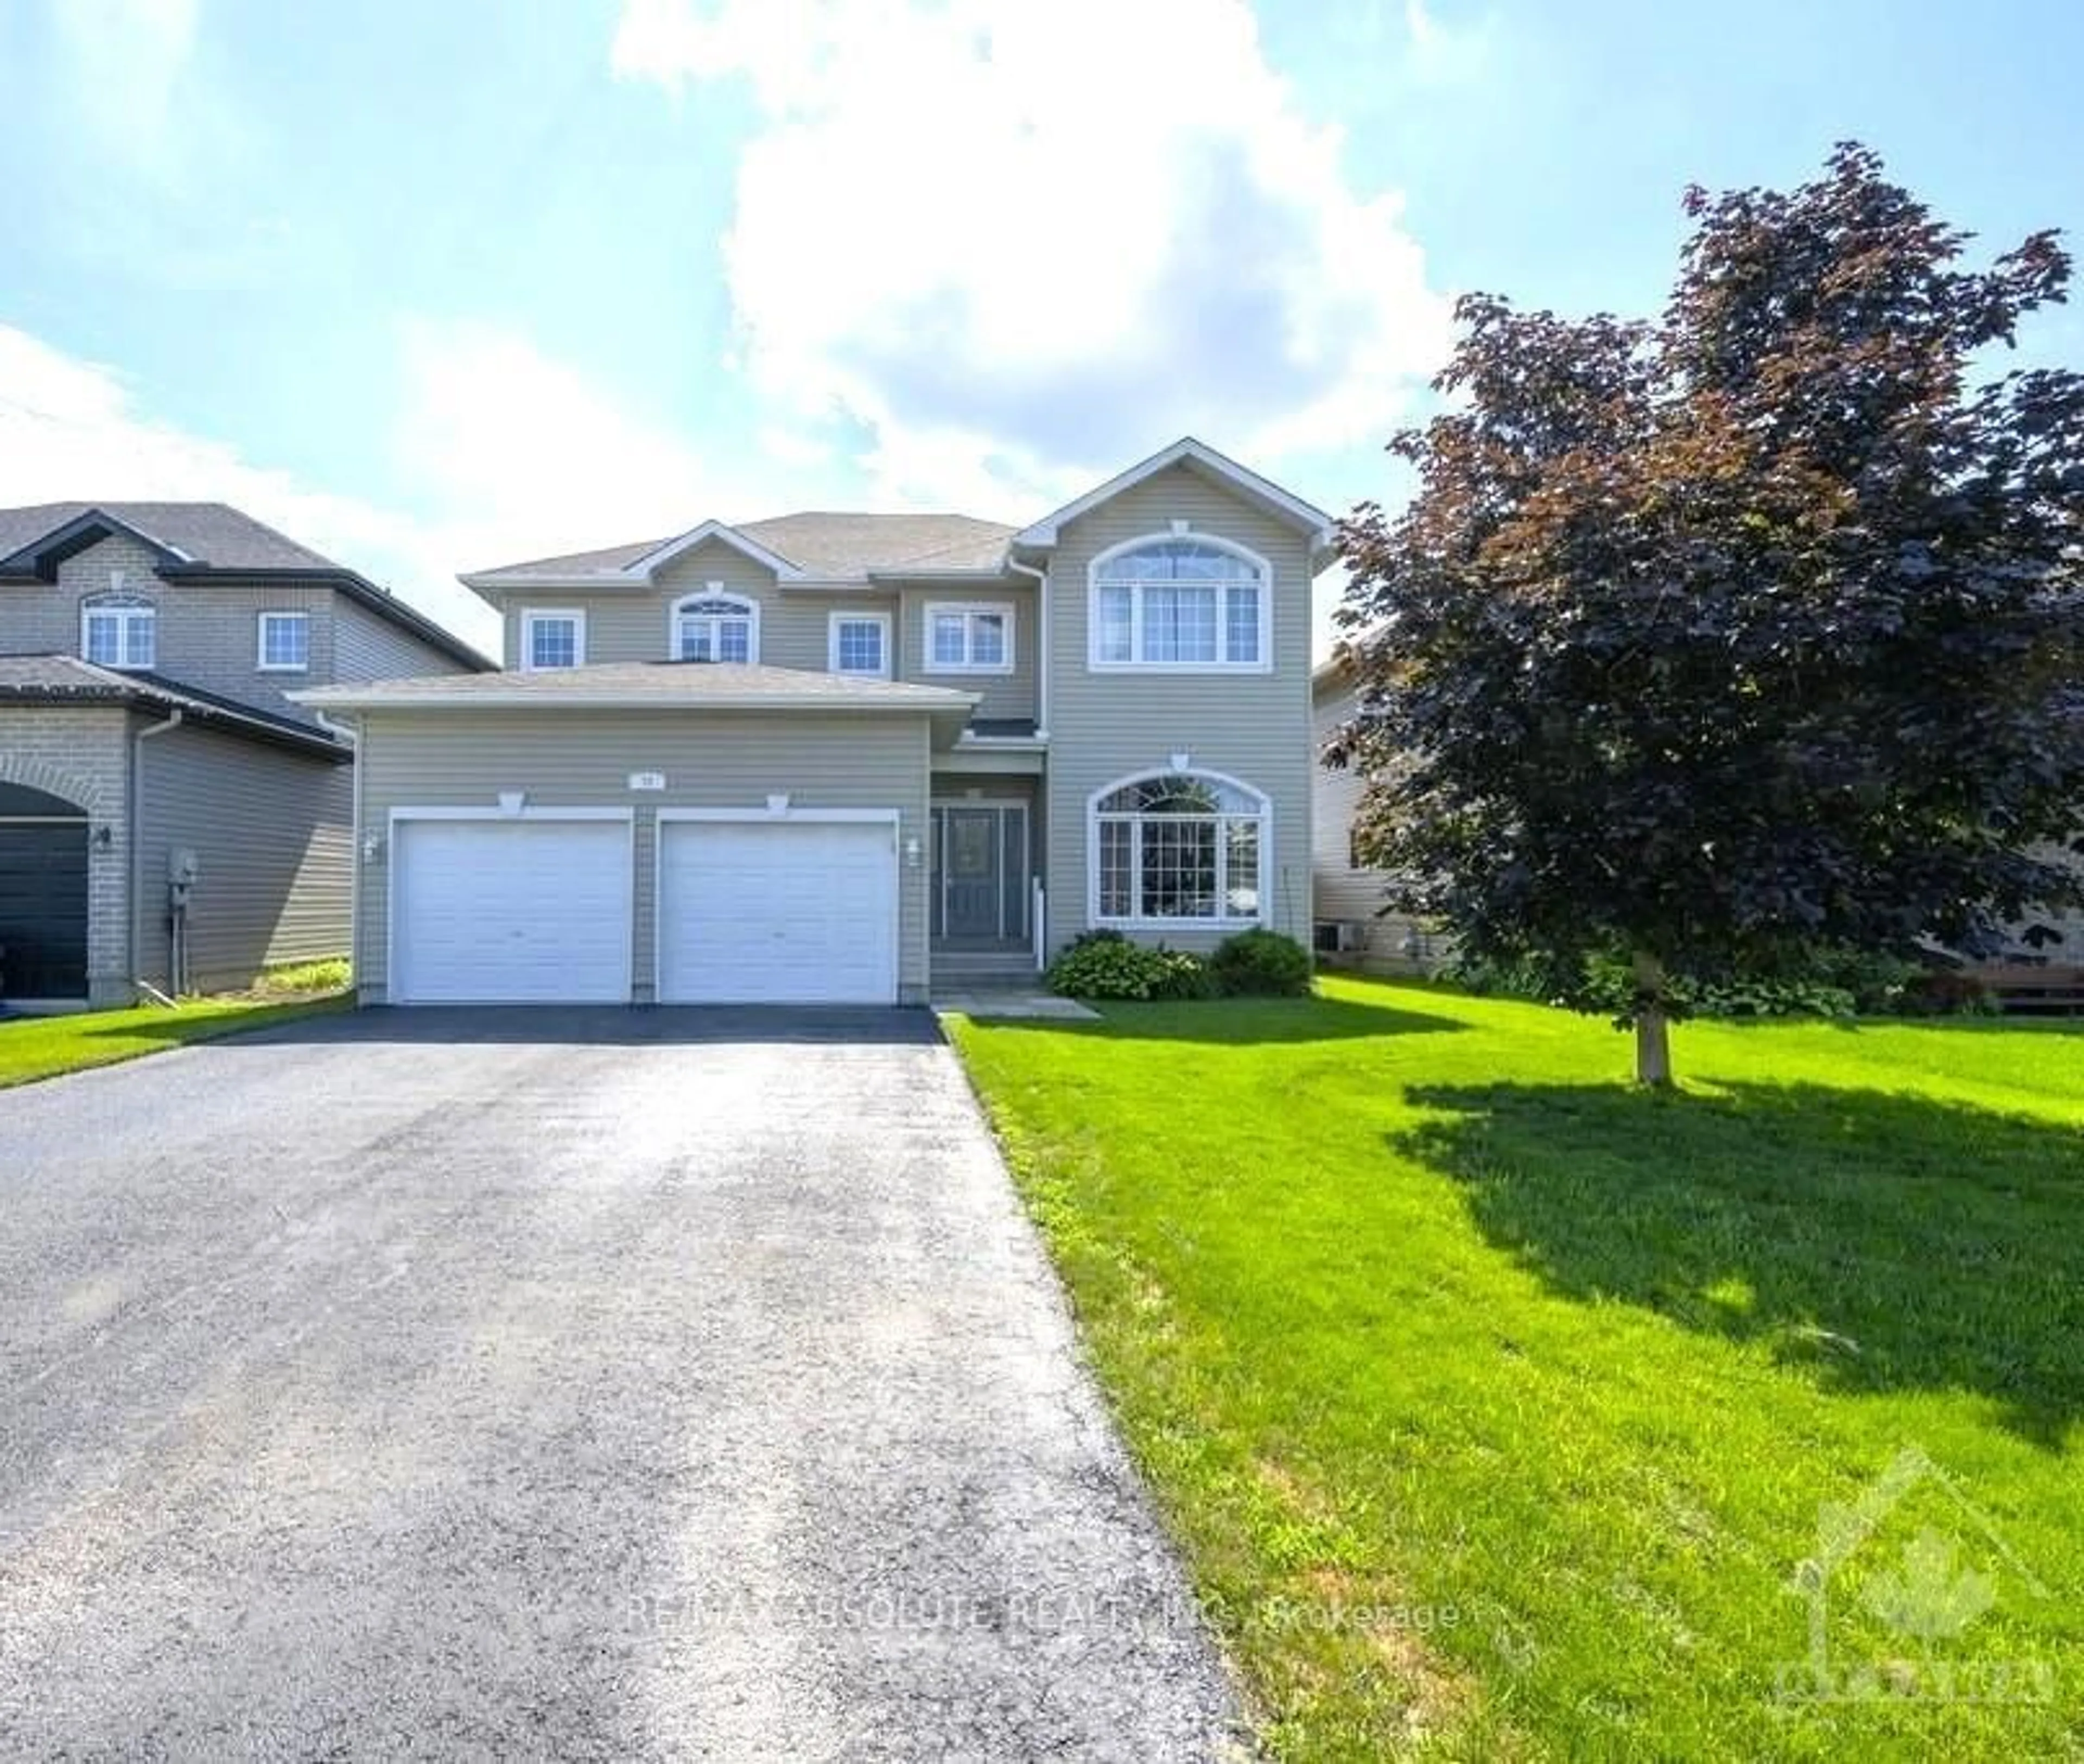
[1090,537,1269,670]
[81,598,156,671]
[1091,770,1268,926]
[925,602,1012,674]
[522,608,584,671]
[674,592,758,663]
[257,611,310,672]
[829,611,891,677]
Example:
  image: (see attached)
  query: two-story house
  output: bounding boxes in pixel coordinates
[0,503,490,1006]
[299,438,1331,1006]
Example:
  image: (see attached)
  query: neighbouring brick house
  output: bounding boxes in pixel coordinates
[0,504,488,1006]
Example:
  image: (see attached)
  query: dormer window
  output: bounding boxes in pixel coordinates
[674,592,758,663]
[81,598,156,671]
[1090,537,1269,670]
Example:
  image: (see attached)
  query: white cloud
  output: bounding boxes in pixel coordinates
[49,0,201,172]
[0,322,468,634]
[392,320,787,569]
[0,319,834,657]
[612,0,1452,508]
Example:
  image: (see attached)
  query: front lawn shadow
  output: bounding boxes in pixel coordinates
[1399,1081,2084,1448]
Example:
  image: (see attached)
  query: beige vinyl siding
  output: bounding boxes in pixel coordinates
[897,583,1038,723]
[767,592,901,674]
[352,709,932,1003]
[331,595,475,684]
[1040,462,1315,954]
[135,724,353,991]
[1982,842,2084,967]
[1310,677,1443,973]
[497,542,903,676]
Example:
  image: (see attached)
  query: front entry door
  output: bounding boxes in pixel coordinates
[941,807,1002,939]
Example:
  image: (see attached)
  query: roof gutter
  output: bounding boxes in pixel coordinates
[289,689,981,714]
[154,564,495,671]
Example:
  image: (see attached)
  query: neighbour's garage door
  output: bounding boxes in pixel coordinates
[658,818,898,1005]
[391,816,632,1004]
[0,782,89,1000]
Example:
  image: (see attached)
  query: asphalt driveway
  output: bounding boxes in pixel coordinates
[0,1008,1240,1760]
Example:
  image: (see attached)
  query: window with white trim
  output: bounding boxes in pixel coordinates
[1092,771,1267,924]
[829,611,891,676]
[522,609,584,670]
[257,611,310,671]
[925,602,1012,672]
[1091,538,1268,669]
[81,599,157,670]
[674,592,758,663]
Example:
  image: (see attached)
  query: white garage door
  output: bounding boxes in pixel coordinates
[391,816,632,1004]
[658,818,898,1005]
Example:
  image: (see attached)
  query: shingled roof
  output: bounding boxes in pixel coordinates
[0,655,349,756]
[0,502,493,670]
[0,502,341,573]
[296,659,980,714]
[466,511,1018,586]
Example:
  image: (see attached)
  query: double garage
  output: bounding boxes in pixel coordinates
[307,675,974,1010]
[387,810,902,1006]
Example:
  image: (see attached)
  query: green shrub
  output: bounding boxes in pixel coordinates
[1450,946,1912,1020]
[1046,932,1219,1001]
[1689,975,1856,1019]
[1151,947,1220,1000]
[1896,967,2000,1017]
[1445,951,1568,1003]
[1046,931,1173,1000]
[1210,929,1312,997]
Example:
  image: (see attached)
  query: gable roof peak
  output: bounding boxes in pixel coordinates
[1014,436,1335,563]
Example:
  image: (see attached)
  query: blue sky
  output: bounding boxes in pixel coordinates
[2,0,2079,655]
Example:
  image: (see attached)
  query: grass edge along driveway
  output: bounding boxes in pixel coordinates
[950,976,2083,1761]
[0,994,347,1089]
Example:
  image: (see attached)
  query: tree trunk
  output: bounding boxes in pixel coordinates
[1634,951,1674,1088]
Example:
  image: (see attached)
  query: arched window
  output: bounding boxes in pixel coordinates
[1091,770,1268,925]
[672,592,759,663]
[1090,536,1268,669]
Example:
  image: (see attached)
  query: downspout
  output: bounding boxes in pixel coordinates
[316,712,361,1002]
[1006,551,1050,967]
[130,708,184,1004]
[1006,554,1049,738]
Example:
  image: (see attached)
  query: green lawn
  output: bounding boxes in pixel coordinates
[0,994,347,1089]
[951,977,2084,1761]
